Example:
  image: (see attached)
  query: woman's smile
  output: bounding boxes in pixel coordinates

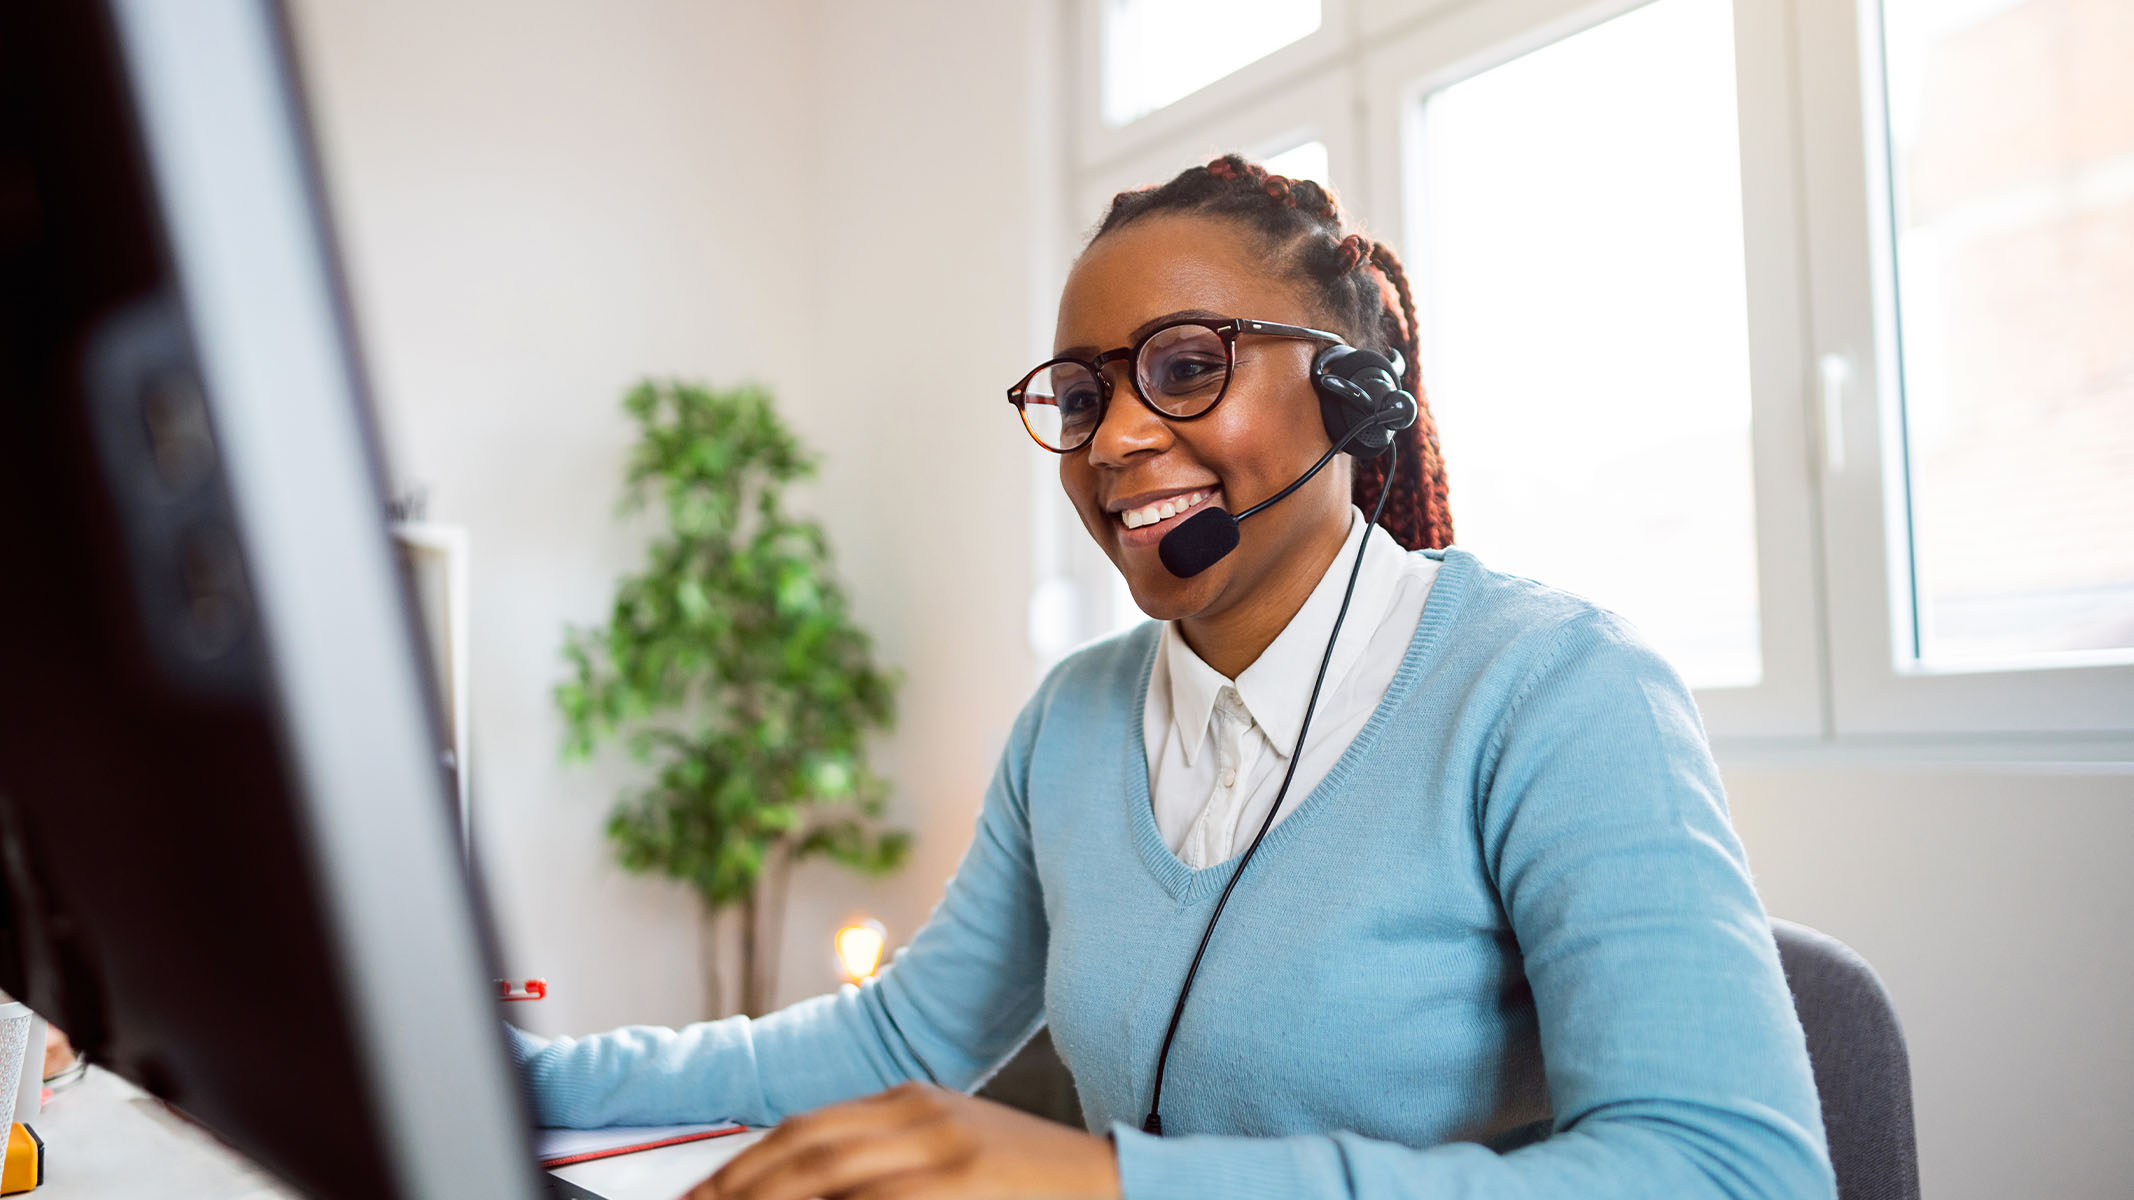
[1109,486,1223,546]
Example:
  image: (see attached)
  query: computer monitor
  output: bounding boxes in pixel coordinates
[0,2,547,1196]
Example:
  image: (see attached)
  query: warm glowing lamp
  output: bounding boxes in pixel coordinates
[834,918,886,984]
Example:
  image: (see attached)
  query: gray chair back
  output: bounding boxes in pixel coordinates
[1771,918,1922,1200]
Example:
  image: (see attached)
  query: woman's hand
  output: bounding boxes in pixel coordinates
[683,1082,1121,1200]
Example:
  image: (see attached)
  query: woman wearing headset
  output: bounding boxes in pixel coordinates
[515,156,1834,1200]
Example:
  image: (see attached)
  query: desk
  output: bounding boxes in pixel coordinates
[26,1065,765,1200]
[29,1067,294,1199]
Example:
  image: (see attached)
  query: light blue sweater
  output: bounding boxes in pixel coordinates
[512,546,1835,1198]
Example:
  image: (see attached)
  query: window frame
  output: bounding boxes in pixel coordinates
[1073,0,1354,175]
[1071,69,1361,242]
[1791,0,2134,738]
[1360,0,1827,740]
[1052,0,2134,751]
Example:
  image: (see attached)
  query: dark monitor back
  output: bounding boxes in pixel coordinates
[0,3,544,1196]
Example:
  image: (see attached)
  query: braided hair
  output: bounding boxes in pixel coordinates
[1092,154,1453,551]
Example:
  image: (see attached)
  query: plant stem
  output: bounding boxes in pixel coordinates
[740,887,762,1017]
[762,840,793,1014]
[698,903,725,1018]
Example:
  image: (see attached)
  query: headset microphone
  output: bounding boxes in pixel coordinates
[1155,345,1416,580]
[1157,424,1367,578]
[1155,508,1240,579]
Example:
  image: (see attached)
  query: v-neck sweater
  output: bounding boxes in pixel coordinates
[510,547,1835,1199]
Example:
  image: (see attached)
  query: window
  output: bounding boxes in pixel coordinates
[1878,0,2134,668]
[1798,0,2134,734]
[1059,0,2134,745]
[1412,0,1761,689]
[1260,138,1330,186]
[1102,0,1323,126]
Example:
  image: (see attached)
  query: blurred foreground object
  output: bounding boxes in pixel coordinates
[0,1124,41,1195]
[0,2,544,1194]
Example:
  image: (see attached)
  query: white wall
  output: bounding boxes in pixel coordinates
[761,0,1064,1012]
[291,0,1055,1034]
[1723,761,2134,1200]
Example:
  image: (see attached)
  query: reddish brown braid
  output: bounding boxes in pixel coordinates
[1355,242,1452,551]
[1093,154,1452,550]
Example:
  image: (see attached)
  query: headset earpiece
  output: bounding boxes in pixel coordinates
[1311,344,1415,458]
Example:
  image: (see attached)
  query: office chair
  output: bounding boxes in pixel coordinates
[977,1029,1083,1127]
[1771,917,1923,1200]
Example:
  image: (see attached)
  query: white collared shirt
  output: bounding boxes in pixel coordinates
[1144,507,1440,869]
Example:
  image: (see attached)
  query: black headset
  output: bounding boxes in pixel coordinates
[1312,343,1419,459]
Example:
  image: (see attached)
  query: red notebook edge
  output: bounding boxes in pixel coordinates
[540,1124,752,1169]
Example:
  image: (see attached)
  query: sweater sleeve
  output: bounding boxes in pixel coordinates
[1108,611,1835,1199]
[513,692,1053,1129]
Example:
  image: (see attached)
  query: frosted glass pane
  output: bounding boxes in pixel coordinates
[1881,0,2134,666]
[1261,139,1329,187]
[1415,0,1761,689]
[1103,0,1321,126]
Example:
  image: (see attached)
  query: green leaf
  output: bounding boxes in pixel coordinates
[676,577,711,623]
[554,377,908,923]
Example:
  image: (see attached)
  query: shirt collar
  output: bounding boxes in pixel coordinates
[1161,507,1409,763]
[1162,619,1229,766]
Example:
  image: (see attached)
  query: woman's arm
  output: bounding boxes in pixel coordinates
[512,686,1056,1130]
[1104,611,1836,1199]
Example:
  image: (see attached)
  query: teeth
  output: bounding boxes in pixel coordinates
[1121,489,1210,530]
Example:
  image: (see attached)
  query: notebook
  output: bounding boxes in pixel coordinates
[536,1123,750,1168]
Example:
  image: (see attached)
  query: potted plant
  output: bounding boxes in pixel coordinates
[556,379,908,1016]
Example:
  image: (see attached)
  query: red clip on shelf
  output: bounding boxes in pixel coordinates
[496,978,548,1002]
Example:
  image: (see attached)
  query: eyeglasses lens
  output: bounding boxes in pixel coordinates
[1135,325,1230,417]
[1019,361,1104,451]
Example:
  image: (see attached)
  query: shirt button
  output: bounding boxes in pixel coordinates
[1220,768,1237,788]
